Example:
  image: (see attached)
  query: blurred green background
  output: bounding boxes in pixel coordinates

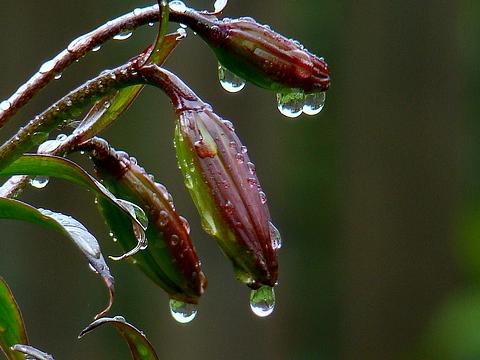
[0,0,477,359]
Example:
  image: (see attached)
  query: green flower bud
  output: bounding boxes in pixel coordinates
[83,138,206,304]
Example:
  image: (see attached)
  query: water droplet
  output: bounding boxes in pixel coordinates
[179,216,190,234]
[169,299,197,323]
[303,92,326,115]
[39,59,56,74]
[235,153,244,164]
[222,120,235,131]
[170,234,180,246]
[133,8,142,16]
[148,22,155,27]
[54,73,62,80]
[258,191,267,204]
[247,162,256,175]
[56,133,67,141]
[179,23,187,29]
[269,222,282,250]
[113,31,133,40]
[0,100,11,111]
[218,63,246,93]
[30,176,49,189]
[113,315,126,322]
[224,200,234,214]
[276,91,304,118]
[249,286,275,317]
[169,0,187,12]
[176,27,187,38]
[92,44,102,52]
[158,210,169,227]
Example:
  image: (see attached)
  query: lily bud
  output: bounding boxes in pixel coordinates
[144,67,279,289]
[82,138,206,305]
[176,11,330,93]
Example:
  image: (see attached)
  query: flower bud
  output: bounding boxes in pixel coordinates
[147,69,280,288]
[176,11,330,93]
[83,138,206,304]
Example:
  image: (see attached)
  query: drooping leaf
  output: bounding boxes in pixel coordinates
[0,198,114,319]
[0,154,148,236]
[11,345,54,360]
[79,316,159,360]
[0,277,28,360]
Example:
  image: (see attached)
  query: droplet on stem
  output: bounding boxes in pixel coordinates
[249,286,275,317]
[169,0,187,12]
[218,63,246,93]
[169,299,198,323]
[113,31,133,41]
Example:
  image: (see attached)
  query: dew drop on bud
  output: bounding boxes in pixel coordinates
[169,299,197,323]
[218,63,246,93]
[258,190,267,204]
[169,0,187,12]
[113,31,133,40]
[92,44,102,52]
[30,176,49,189]
[113,315,126,322]
[0,100,11,111]
[249,286,275,317]
[303,92,326,115]
[54,73,62,80]
[276,91,304,118]
[269,222,282,250]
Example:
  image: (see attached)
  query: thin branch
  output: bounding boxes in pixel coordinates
[0,4,192,129]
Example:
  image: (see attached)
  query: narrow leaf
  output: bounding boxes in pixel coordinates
[79,316,159,360]
[0,154,148,232]
[0,277,28,360]
[0,198,114,319]
[11,345,54,360]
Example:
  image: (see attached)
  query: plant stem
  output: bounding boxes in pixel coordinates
[0,63,147,172]
[0,4,194,129]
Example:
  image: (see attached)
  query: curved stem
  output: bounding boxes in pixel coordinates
[0,4,196,129]
[0,63,147,172]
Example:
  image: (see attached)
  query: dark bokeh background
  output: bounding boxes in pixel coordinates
[0,0,477,359]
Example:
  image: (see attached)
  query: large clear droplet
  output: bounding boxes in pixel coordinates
[218,63,246,93]
[0,100,11,111]
[269,222,282,250]
[303,92,326,115]
[169,0,187,12]
[169,299,197,323]
[39,59,56,74]
[113,31,133,41]
[276,91,304,118]
[30,176,49,189]
[250,286,275,317]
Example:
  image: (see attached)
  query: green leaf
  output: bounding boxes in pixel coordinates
[79,316,159,360]
[0,198,114,319]
[0,277,28,360]
[0,154,148,232]
[11,345,54,360]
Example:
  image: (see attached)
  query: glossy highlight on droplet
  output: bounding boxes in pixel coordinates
[303,92,326,115]
[30,176,50,189]
[276,91,304,118]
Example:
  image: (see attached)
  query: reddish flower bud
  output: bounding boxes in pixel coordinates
[176,11,330,94]
[145,67,280,289]
[82,138,206,308]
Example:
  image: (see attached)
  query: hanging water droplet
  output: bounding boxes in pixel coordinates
[92,44,102,52]
[169,0,187,12]
[113,31,133,40]
[54,73,62,80]
[303,92,326,115]
[249,286,275,317]
[269,222,282,250]
[169,299,197,323]
[276,91,304,118]
[218,63,246,93]
[0,100,11,111]
[30,176,49,189]
[39,59,56,74]
[88,263,98,273]
[179,23,187,29]
[148,22,155,27]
